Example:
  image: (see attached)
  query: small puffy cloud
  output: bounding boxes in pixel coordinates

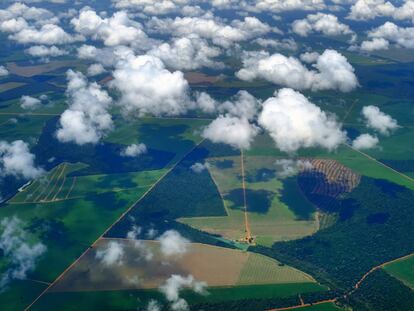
[202,115,259,150]
[243,0,326,13]
[110,54,191,117]
[25,45,67,58]
[71,10,148,47]
[126,224,142,239]
[95,241,124,266]
[352,133,379,150]
[148,35,223,70]
[190,162,210,173]
[292,13,353,37]
[360,37,389,52]
[0,216,46,288]
[120,143,147,157]
[159,274,207,311]
[157,230,189,257]
[56,70,113,145]
[0,66,9,77]
[274,159,313,178]
[259,88,346,153]
[362,105,399,135]
[300,51,320,63]
[237,49,358,92]
[254,38,298,51]
[87,63,106,77]
[20,95,41,110]
[0,140,43,179]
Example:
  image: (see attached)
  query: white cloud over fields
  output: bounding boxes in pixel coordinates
[71,10,149,47]
[0,140,43,179]
[20,95,41,110]
[0,216,46,288]
[348,0,414,22]
[352,133,379,150]
[362,105,399,135]
[95,241,125,266]
[361,22,414,51]
[202,115,259,150]
[259,88,346,153]
[157,230,189,257]
[237,49,358,92]
[0,3,81,45]
[113,0,203,16]
[25,45,67,58]
[148,35,223,70]
[110,54,191,117]
[292,13,353,37]
[159,274,207,311]
[120,143,147,157]
[146,15,273,47]
[56,70,113,145]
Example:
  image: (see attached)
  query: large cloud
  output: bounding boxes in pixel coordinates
[56,70,113,145]
[258,88,346,153]
[202,115,259,150]
[0,216,46,288]
[109,54,192,117]
[348,0,414,22]
[362,105,399,135]
[292,13,353,37]
[0,140,43,179]
[361,22,414,50]
[237,49,358,92]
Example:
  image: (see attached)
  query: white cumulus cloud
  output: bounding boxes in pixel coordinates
[259,88,346,153]
[56,70,113,145]
[236,49,358,92]
[362,105,399,135]
[0,140,43,179]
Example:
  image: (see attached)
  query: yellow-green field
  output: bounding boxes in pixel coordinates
[180,156,318,246]
[50,239,317,292]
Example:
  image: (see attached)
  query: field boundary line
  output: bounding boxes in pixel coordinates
[24,139,205,310]
[345,143,414,185]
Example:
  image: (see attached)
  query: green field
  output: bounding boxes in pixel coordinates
[180,155,318,246]
[383,255,414,290]
[30,283,328,311]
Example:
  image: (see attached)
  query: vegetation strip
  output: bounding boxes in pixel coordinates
[267,252,414,310]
